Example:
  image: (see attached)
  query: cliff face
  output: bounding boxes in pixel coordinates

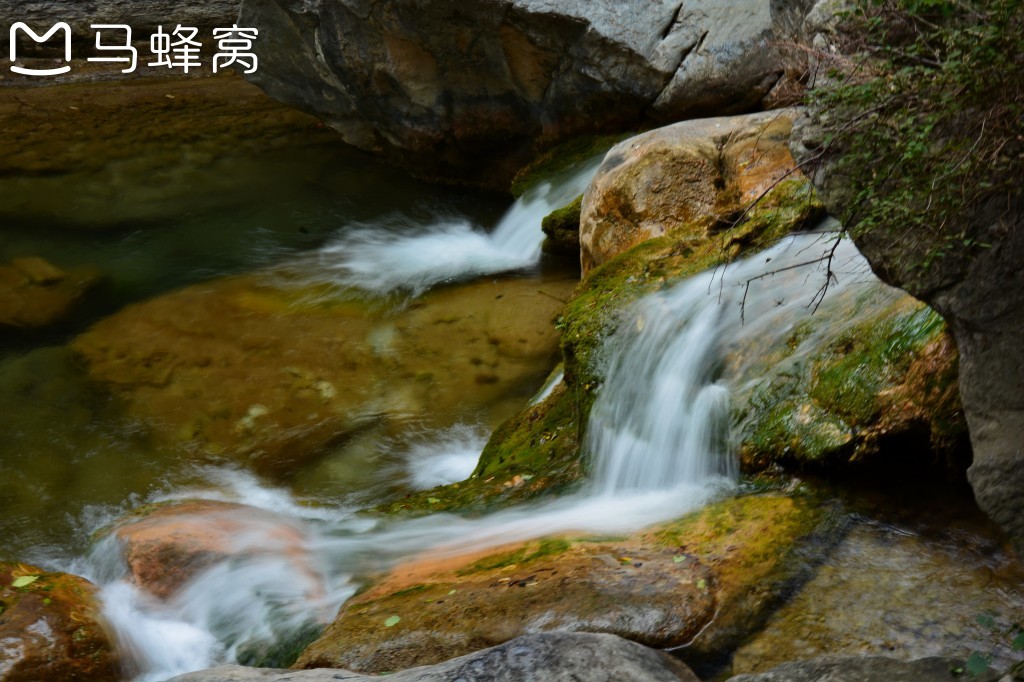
[236,0,784,187]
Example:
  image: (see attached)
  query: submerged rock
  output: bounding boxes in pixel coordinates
[0,562,119,682]
[71,273,574,476]
[170,632,699,681]
[580,110,806,275]
[0,257,101,329]
[727,655,999,681]
[105,500,318,601]
[238,0,783,187]
[297,493,833,673]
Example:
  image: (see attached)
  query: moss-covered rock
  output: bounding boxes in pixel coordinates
[734,288,967,471]
[579,111,805,275]
[0,562,120,682]
[541,195,583,254]
[297,492,838,674]
[378,377,584,517]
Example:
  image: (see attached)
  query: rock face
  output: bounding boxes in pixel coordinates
[579,110,803,275]
[0,257,101,329]
[238,0,784,187]
[727,655,999,682]
[106,500,318,601]
[170,632,700,681]
[297,494,832,673]
[0,562,119,682]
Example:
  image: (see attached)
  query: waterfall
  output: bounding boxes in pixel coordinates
[83,232,874,681]
[589,231,869,495]
[309,156,603,295]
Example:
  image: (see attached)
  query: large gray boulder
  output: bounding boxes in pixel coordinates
[168,632,700,682]
[237,0,784,187]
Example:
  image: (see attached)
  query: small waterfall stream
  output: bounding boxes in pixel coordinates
[79,231,875,681]
[309,156,603,295]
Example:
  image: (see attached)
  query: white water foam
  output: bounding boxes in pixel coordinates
[87,232,875,681]
[310,156,603,295]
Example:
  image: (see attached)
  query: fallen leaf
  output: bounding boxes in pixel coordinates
[12,575,38,588]
[384,615,401,628]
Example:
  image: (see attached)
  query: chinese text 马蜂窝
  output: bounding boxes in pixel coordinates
[7,23,259,76]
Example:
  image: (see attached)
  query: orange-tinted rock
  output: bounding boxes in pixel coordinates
[296,494,829,673]
[71,273,574,475]
[580,111,804,276]
[109,500,318,601]
[0,257,101,329]
[0,562,119,682]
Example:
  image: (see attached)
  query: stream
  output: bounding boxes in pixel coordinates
[2,77,1022,681]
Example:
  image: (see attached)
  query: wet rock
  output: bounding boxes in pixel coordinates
[71,273,574,475]
[0,257,101,329]
[170,632,700,681]
[0,562,119,682]
[106,500,317,600]
[580,110,805,275]
[238,0,783,187]
[727,655,1000,681]
[734,290,968,471]
[541,195,583,255]
[298,493,832,673]
[731,521,1024,675]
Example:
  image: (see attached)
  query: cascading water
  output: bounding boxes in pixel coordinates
[308,155,604,295]
[80,231,877,681]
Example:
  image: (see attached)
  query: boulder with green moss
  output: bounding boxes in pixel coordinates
[733,282,966,471]
[298,492,837,674]
[541,195,584,255]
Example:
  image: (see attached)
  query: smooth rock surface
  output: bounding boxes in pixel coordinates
[727,655,999,681]
[579,110,802,275]
[170,632,699,681]
[238,0,784,186]
[0,562,119,682]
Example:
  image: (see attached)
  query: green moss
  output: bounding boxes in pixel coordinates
[737,294,959,468]
[561,178,825,416]
[377,380,583,518]
[541,194,583,254]
[510,134,629,197]
[235,621,323,668]
[458,538,573,575]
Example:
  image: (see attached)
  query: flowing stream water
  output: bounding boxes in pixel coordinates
[67,229,878,681]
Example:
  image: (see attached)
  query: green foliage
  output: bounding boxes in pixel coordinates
[808,0,1022,288]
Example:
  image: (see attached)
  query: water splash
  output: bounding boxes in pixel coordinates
[85,232,877,681]
[309,157,603,295]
